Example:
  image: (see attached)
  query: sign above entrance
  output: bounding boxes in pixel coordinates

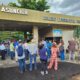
[1,6,28,15]
[43,16,80,24]
[52,30,62,37]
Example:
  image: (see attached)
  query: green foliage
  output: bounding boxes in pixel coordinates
[8,0,50,11]
[18,0,36,9]
[36,0,50,11]
[73,26,80,49]
[73,26,80,38]
[8,2,18,7]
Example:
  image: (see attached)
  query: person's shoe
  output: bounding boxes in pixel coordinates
[34,67,37,70]
[45,70,48,74]
[47,66,50,69]
[20,71,23,74]
[29,68,32,71]
[41,71,44,76]
[25,69,27,71]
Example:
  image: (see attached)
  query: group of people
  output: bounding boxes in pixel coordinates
[0,37,80,76]
[0,38,66,75]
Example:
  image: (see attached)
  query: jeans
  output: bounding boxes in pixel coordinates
[60,50,65,60]
[29,54,37,71]
[47,48,51,59]
[7,49,10,56]
[69,51,75,60]
[10,51,15,60]
[18,59,26,73]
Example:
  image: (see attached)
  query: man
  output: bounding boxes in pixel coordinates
[68,38,76,61]
[17,40,26,74]
[10,40,15,60]
[0,42,6,60]
[13,40,18,61]
[28,39,38,71]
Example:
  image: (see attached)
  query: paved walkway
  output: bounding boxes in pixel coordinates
[0,52,80,80]
[0,62,80,80]
[71,74,80,80]
[0,57,40,68]
[0,57,80,68]
[0,56,80,80]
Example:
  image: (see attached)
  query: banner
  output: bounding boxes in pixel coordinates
[52,29,62,37]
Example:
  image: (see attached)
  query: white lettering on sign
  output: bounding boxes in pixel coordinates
[1,6,28,15]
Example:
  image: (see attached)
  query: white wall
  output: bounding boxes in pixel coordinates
[63,30,74,49]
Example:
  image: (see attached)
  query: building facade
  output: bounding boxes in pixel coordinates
[0,6,80,49]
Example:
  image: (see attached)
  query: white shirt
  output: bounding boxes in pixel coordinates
[28,43,38,55]
[0,44,6,50]
[23,43,28,50]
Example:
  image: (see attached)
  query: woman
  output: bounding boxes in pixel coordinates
[39,43,48,76]
[48,42,58,70]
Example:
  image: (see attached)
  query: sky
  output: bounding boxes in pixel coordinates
[0,0,80,17]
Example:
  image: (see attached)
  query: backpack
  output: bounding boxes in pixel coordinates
[17,45,23,56]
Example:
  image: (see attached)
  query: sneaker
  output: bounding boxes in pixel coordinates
[47,66,50,69]
[29,69,32,71]
[45,70,48,74]
[34,67,37,70]
[41,71,44,76]
[20,71,23,74]
[25,69,27,71]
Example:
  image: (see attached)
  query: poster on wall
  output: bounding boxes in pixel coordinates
[52,29,63,37]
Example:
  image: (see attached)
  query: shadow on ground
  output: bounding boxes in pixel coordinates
[0,62,80,80]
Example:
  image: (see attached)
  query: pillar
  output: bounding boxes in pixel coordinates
[32,26,38,44]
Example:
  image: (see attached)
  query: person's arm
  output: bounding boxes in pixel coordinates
[51,47,53,55]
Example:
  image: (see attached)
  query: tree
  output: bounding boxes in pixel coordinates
[8,2,18,7]
[36,0,49,11]
[8,0,50,11]
[73,26,80,49]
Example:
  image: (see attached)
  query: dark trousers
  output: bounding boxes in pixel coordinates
[1,50,6,60]
[24,49,29,60]
[40,59,47,72]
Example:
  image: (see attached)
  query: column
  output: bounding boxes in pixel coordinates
[32,26,38,44]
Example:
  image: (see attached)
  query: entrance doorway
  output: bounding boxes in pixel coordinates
[45,37,62,44]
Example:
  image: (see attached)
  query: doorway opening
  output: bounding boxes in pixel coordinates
[45,37,62,44]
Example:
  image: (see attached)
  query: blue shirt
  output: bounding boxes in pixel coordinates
[13,41,19,48]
